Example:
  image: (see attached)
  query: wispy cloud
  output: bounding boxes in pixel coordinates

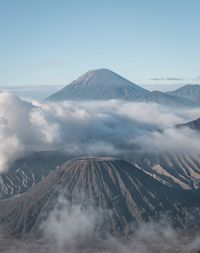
[165,77,184,81]
[150,76,200,82]
[41,193,200,253]
[150,78,164,81]
[150,77,183,81]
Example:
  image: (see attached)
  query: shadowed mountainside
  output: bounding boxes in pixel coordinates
[0,152,69,200]
[176,117,200,130]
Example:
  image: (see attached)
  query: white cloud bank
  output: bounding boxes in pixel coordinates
[0,92,200,172]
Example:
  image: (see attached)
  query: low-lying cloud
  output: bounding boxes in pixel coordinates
[0,92,200,172]
[41,195,104,251]
[40,194,200,253]
[110,222,200,253]
[150,77,184,81]
[136,127,200,153]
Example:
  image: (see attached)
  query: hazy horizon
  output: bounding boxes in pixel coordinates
[0,70,197,100]
[0,82,190,100]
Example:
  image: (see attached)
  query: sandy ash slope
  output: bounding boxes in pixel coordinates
[0,157,200,238]
[131,117,200,190]
[132,152,200,190]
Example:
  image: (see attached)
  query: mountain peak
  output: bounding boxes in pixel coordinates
[73,68,122,85]
[72,156,118,162]
[46,69,149,101]
[77,68,112,78]
[84,68,113,74]
[1,157,197,236]
[173,84,200,91]
[167,84,200,103]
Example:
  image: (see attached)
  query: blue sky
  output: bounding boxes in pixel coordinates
[0,0,200,86]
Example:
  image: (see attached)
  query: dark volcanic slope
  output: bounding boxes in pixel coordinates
[176,117,200,130]
[0,152,68,200]
[0,157,199,236]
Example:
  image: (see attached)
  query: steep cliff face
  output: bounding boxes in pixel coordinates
[0,157,199,236]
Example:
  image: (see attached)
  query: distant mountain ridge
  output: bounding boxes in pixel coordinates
[167,84,200,102]
[46,69,200,107]
[135,90,197,107]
